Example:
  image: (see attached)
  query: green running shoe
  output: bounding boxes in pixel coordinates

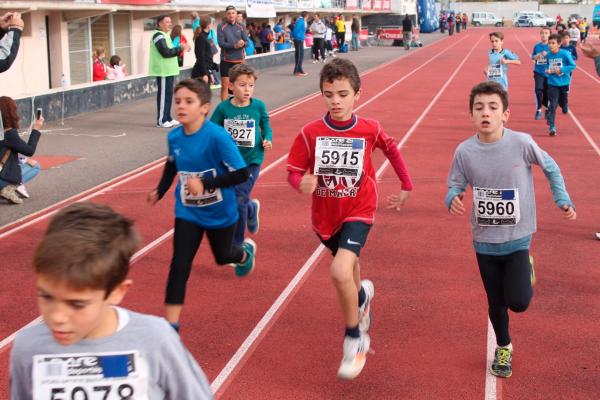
[490,347,513,378]
[235,238,256,277]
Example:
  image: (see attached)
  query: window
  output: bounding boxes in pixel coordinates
[144,18,156,31]
[68,13,132,84]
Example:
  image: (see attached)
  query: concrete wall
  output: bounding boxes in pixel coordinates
[540,4,596,20]
[14,47,312,128]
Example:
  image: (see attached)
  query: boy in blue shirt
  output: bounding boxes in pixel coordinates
[148,79,256,332]
[545,33,576,136]
[485,32,520,90]
[211,64,273,246]
[531,27,551,120]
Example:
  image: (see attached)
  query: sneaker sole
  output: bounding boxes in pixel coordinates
[490,366,512,378]
[337,335,371,380]
[248,199,260,234]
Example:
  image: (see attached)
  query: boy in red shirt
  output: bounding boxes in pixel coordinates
[287,58,413,379]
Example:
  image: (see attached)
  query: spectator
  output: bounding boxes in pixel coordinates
[448,13,455,36]
[310,14,326,62]
[335,14,346,50]
[402,14,413,50]
[260,23,274,53]
[0,12,24,73]
[149,15,190,129]
[192,11,200,32]
[237,12,245,27]
[324,20,335,57]
[351,15,360,51]
[274,18,284,42]
[92,47,106,82]
[171,24,189,67]
[217,5,248,100]
[579,17,589,44]
[106,55,127,80]
[0,96,43,205]
[191,16,214,84]
[206,17,221,88]
[292,11,308,76]
[250,23,263,54]
[462,13,468,30]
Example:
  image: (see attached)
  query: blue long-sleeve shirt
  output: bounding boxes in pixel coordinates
[487,48,519,89]
[292,17,306,41]
[531,42,550,76]
[546,49,576,87]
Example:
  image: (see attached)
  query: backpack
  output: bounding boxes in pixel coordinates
[267,31,274,42]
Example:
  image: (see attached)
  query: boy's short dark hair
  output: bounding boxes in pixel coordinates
[319,58,361,93]
[559,31,570,39]
[228,64,257,83]
[34,202,140,297]
[156,15,168,25]
[489,31,504,40]
[469,81,509,112]
[548,33,561,43]
[175,78,212,105]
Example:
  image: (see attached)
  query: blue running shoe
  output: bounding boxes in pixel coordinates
[562,106,569,114]
[549,125,557,136]
[235,238,256,277]
[247,199,260,234]
[534,109,542,120]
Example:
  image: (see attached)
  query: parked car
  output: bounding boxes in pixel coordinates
[513,12,547,27]
[471,12,503,27]
[514,16,534,27]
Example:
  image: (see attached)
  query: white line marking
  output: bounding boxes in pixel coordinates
[42,132,127,138]
[210,34,484,396]
[568,110,600,157]
[485,319,498,400]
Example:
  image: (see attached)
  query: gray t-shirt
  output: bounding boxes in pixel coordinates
[10,308,213,400]
[447,128,571,244]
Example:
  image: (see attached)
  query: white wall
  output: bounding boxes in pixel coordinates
[449,1,596,20]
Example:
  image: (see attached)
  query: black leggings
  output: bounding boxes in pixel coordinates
[534,72,548,110]
[165,218,245,305]
[476,250,533,347]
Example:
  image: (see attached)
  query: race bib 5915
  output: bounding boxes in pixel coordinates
[33,351,149,400]
[314,136,365,179]
[474,187,520,226]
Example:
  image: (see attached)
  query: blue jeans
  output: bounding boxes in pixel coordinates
[0,162,40,188]
[351,32,359,50]
[234,163,260,245]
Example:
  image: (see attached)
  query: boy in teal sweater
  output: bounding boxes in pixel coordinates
[211,64,273,245]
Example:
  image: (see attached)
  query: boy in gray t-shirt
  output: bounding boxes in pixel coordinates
[445,82,576,379]
[10,202,213,400]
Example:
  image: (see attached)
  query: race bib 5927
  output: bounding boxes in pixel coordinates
[33,351,149,400]
[224,119,256,148]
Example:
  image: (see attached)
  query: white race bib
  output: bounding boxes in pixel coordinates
[314,137,365,179]
[33,351,149,400]
[179,170,223,207]
[487,64,503,79]
[536,54,547,65]
[224,119,256,148]
[549,58,563,73]
[474,187,520,226]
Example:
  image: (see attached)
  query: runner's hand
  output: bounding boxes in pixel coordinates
[147,190,159,206]
[386,190,410,211]
[299,174,317,194]
[449,193,465,216]
[263,139,272,150]
[0,12,13,30]
[562,204,576,220]
[187,176,203,196]
[580,43,599,59]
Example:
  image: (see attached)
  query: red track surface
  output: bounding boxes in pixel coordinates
[1,29,599,399]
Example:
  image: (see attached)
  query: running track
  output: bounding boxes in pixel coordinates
[1,28,599,399]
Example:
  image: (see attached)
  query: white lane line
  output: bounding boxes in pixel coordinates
[211,33,485,397]
[485,319,498,400]
[0,228,175,354]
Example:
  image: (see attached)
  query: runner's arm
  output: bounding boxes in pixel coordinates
[445,150,468,210]
[375,127,413,191]
[156,159,177,199]
[202,167,249,189]
[259,101,273,142]
[287,131,311,192]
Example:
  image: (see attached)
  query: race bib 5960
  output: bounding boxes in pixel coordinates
[179,170,223,207]
[474,187,520,226]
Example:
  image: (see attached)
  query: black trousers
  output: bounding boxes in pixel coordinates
[547,85,569,127]
[534,72,548,110]
[156,76,174,124]
[336,32,345,48]
[312,37,325,60]
[293,39,304,74]
[165,218,245,305]
[476,250,533,347]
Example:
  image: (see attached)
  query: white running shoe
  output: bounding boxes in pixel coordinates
[358,280,374,334]
[170,119,180,126]
[337,334,371,380]
[595,232,600,240]
[156,121,174,128]
[16,184,30,198]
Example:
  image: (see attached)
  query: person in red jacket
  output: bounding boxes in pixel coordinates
[92,47,106,81]
[287,58,413,380]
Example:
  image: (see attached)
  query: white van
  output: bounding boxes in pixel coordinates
[471,12,503,27]
[513,11,548,27]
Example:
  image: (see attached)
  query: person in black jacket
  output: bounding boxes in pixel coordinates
[0,96,43,204]
[0,12,24,73]
[191,16,214,83]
